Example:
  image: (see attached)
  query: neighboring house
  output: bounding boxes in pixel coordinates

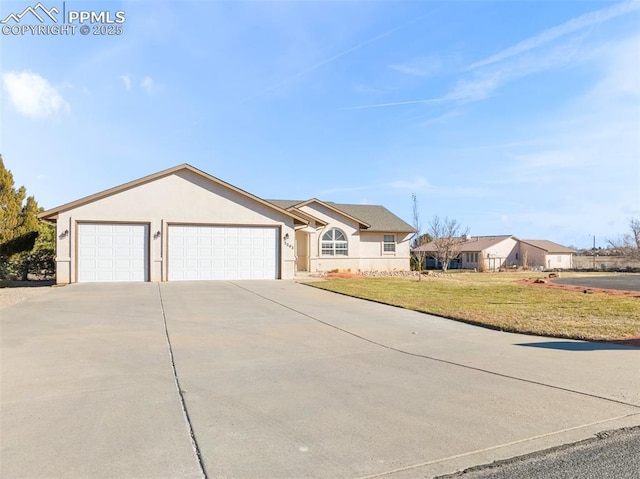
[38,164,413,284]
[519,240,575,270]
[415,235,519,271]
[414,235,575,271]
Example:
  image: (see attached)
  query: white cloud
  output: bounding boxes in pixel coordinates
[141,76,155,93]
[451,36,586,102]
[587,34,640,100]
[346,4,634,111]
[390,56,442,77]
[388,177,430,190]
[475,33,640,242]
[468,1,640,70]
[352,84,386,95]
[120,75,132,91]
[417,109,463,127]
[2,71,70,119]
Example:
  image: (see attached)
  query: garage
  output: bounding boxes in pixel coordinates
[168,225,279,280]
[77,223,149,282]
[38,164,304,284]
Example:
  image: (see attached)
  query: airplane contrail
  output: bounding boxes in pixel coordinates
[238,6,445,105]
[341,96,463,111]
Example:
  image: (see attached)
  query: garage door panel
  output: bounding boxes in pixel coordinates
[78,224,148,282]
[169,225,278,281]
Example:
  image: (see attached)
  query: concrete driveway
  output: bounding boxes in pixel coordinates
[1,281,639,478]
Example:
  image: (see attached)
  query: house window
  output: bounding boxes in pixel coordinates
[321,228,348,256]
[383,234,396,253]
[465,252,478,263]
[515,253,519,260]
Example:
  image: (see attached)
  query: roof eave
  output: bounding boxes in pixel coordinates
[286,207,329,227]
[293,198,371,228]
[36,164,308,226]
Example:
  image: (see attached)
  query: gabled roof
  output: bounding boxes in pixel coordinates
[328,203,414,233]
[414,235,515,253]
[38,164,308,224]
[267,199,414,233]
[414,236,576,254]
[292,198,371,228]
[521,240,576,254]
[268,200,302,210]
[287,208,329,227]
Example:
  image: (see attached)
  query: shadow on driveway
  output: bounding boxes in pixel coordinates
[0,280,55,288]
[516,341,640,351]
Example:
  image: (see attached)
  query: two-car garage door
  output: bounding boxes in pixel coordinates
[168,225,278,280]
[77,224,279,282]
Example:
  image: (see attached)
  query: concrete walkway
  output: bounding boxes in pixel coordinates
[1,281,639,478]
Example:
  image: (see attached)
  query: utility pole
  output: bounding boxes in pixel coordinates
[592,235,596,270]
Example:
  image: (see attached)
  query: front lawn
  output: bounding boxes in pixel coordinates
[307,273,640,341]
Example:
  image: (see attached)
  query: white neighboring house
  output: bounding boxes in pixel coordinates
[519,240,575,270]
[414,235,575,271]
[38,164,414,284]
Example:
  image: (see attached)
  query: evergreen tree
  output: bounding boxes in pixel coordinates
[0,155,55,280]
[0,154,27,245]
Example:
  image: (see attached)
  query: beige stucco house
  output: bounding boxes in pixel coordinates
[269,199,414,273]
[519,240,575,270]
[38,164,413,284]
[414,235,574,271]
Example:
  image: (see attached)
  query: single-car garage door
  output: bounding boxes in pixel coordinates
[168,225,278,280]
[77,224,149,282]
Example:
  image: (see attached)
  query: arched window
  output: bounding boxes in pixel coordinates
[321,228,348,256]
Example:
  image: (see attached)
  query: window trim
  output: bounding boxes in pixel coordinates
[320,228,348,256]
[465,252,478,263]
[382,234,396,254]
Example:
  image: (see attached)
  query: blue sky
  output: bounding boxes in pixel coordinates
[1,0,638,249]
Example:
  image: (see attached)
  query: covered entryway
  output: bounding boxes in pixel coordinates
[168,225,279,280]
[295,230,310,272]
[77,223,149,282]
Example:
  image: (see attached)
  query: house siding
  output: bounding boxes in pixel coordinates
[300,203,361,272]
[53,170,296,283]
[300,203,411,272]
[520,243,573,269]
[359,232,412,271]
[480,237,520,271]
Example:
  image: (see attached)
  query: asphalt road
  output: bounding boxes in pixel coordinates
[552,274,640,291]
[439,426,640,479]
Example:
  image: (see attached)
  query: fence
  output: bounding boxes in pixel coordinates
[573,255,640,271]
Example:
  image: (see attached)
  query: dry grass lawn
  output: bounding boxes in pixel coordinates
[308,272,640,341]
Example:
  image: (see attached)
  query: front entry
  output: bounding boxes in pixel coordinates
[295,230,310,272]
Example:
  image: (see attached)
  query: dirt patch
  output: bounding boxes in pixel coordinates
[325,272,364,279]
[0,282,55,310]
[517,278,640,298]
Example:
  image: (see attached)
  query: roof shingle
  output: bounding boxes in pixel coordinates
[520,240,576,253]
[266,200,414,233]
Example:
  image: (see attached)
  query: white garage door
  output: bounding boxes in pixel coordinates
[78,224,148,282]
[168,225,278,280]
